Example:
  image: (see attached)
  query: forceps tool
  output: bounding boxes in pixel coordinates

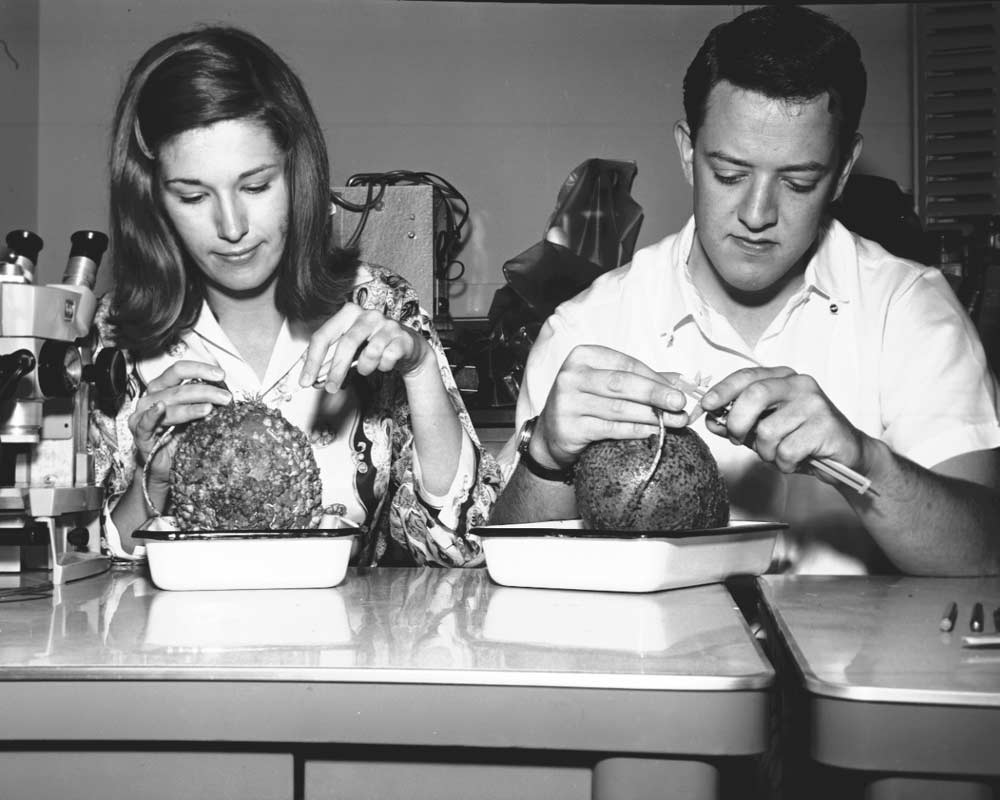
[667,375,880,498]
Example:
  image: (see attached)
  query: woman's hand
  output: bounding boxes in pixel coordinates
[299,302,433,392]
[128,360,232,486]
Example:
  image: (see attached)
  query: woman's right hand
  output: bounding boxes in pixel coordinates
[128,361,232,486]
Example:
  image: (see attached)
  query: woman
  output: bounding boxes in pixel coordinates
[91,25,500,567]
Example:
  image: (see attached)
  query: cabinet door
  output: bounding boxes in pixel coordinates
[0,751,292,800]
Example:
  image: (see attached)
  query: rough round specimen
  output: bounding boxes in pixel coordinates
[168,399,323,531]
[575,427,729,531]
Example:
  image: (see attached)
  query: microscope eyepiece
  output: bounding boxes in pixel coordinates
[63,230,109,289]
[5,230,44,265]
[69,230,109,262]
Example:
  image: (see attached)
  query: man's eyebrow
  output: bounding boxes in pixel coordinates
[163,163,279,187]
[706,151,829,173]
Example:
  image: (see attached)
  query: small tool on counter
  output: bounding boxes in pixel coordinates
[666,375,879,498]
[970,602,985,633]
[961,633,1000,649]
[939,601,958,632]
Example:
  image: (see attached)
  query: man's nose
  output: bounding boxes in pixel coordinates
[216,197,249,242]
[738,178,778,232]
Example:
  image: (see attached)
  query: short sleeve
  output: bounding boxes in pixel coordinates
[352,265,502,566]
[880,268,1000,467]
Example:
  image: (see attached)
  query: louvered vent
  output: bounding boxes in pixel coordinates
[915,2,1000,235]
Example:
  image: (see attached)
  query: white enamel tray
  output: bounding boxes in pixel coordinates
[475,519,785,593]
[134,525,357,592]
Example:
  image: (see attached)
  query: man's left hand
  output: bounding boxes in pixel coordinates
[700,366,870,481]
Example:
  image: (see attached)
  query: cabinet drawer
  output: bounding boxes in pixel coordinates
[305,758,589,800]
[0,750,292,800]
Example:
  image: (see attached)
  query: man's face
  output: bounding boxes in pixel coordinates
[675,81,860,301]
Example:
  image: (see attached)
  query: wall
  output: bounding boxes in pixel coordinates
[30,1,913,314]
[0,1,38,237]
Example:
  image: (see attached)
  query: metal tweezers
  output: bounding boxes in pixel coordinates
[666,375,880,498]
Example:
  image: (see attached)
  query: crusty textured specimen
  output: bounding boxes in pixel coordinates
[575,427,729,531]
[168,399,323,531]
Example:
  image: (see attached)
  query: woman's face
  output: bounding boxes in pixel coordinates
[157,118,290,299]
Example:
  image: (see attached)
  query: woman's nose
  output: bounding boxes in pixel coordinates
[738,178,778,232]
[216,197,249,242]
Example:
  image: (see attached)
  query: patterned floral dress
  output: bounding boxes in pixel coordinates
[90,265,502,567]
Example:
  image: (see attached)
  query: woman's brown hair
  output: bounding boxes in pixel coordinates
[108,25,357,354]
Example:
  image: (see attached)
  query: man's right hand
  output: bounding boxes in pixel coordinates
[530,345,689,471]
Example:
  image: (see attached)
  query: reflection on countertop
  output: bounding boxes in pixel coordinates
[0,566,772,690]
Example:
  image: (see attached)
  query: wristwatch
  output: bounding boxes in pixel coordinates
[515,416,575,485]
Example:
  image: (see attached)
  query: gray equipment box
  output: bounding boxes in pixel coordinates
[331,185,445,316]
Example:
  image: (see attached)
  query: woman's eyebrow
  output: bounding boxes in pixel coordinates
[706,150,829,174]
[163,162,280,187]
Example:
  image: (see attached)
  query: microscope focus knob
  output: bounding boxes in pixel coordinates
[88,347,128,416]
[67,527,90,548]
[38,341,82,398]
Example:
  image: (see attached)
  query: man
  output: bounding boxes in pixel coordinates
[491,5,1000,576]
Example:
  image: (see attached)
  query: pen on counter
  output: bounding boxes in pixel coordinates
[939,601,958,632]
[961,633,1000,649]
[970,602,984,633]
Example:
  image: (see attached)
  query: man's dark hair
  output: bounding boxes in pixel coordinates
[682,5,867,161]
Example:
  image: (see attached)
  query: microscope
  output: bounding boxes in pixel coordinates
[0,229,125,584]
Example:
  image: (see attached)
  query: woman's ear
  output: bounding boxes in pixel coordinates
[674,121,695,187]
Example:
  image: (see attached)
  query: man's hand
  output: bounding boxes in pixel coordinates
[700,366,870,482]
[531,345,689,470]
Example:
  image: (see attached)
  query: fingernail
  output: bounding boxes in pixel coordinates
[210,366,224,379]
[299,372,313,388]
[703,391,719,408]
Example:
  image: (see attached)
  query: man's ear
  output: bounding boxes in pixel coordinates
[674,121,695,187]
[831,133,864,203]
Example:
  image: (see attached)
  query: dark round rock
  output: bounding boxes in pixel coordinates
[575,427,729,531]
[168,399,323,531]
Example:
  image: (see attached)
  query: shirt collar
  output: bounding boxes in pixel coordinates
[135,301,311,394]
[660,215,853,336]
[806,217,856,303]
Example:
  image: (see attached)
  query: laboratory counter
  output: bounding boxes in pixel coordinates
[758,575,1000,800]
[0,565,773,800]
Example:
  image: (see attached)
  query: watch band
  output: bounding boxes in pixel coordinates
[516,416,575,485]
